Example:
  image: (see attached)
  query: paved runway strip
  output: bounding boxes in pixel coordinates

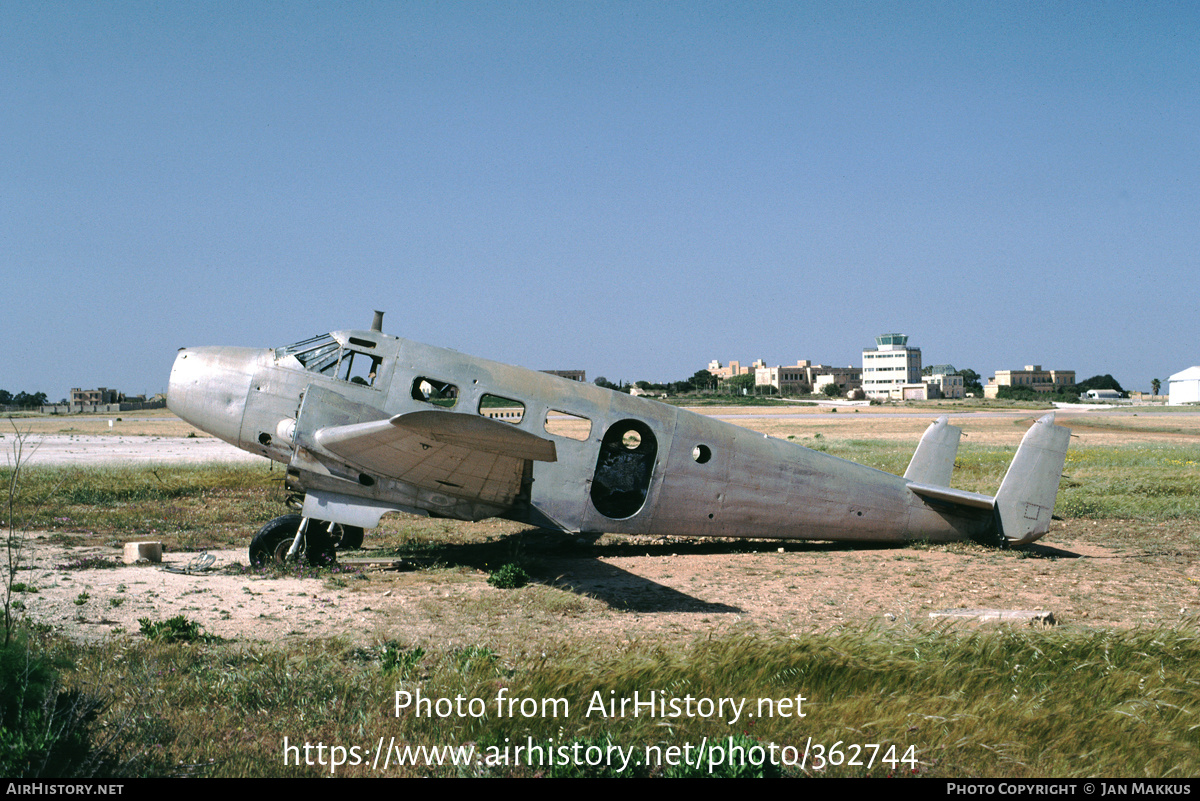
[3,434,266,466]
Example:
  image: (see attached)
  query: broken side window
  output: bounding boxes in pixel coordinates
[590,419,657,519]
[478,394,525,424]
[412,377,458,408]
[278,335,341,376]
[544,410,592,441]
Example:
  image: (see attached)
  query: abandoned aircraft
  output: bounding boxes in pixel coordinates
[166,312,1071,565]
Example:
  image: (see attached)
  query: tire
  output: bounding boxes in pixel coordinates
[248,514,342,567]
[304,523,337,567]
[333,524,364,550]
[249,514,303,567]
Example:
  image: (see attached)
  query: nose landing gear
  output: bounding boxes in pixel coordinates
[248,514,364,567]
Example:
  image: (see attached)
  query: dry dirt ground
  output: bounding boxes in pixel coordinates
[9,406,1200,650]
[14,521,1200,651]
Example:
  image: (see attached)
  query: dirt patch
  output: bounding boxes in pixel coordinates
[13,518,1196,652]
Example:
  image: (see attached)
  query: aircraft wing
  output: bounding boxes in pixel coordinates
[313,410,557,507]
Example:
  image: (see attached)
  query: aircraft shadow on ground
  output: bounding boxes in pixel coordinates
[1022,542,1084,559]
[360,528,919,614]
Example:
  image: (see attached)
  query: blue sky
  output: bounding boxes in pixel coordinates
[3,2,1197,400]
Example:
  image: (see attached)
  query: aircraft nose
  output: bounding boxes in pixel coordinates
[167,346,259,447]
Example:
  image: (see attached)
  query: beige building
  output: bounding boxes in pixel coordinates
[70,387,145,412]
[983,365,1075,398]
[811,367,864,396]
[706,359,764,380]
[755,363,811,394]
[64,387,159,414]
[755,361,862,395]
[925,365,965,399]
[862,334,922,399]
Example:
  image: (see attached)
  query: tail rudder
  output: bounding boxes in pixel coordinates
[995,413,1072,545]
[904,415,962,487]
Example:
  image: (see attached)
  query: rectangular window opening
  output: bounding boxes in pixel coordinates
[478,394,525,424]
[544,410,592,441]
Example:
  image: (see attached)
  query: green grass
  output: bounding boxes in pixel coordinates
[1055,445,1200,524]
[1,463,282,548]
[20,623,1200,777]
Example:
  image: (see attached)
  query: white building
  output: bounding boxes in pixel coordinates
[1168,367,1200,406]
[862,333,922,399]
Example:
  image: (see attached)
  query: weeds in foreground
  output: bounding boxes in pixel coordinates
[37,623,1200,777]
[5,425,63,646]
[487,562,529,589]
[380,643,426,678]
[0,628,153,778]
[138,615,216,644]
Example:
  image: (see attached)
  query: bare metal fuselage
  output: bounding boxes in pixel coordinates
[167,327,1068,546]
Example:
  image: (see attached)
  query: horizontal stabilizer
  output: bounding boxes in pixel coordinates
[908,482,996,511]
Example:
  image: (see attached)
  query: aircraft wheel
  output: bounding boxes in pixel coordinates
[248,515,343,567]
[249,514,303,567]
[305,520,362,552]
[333,524,364,550]
[305,524,338,567]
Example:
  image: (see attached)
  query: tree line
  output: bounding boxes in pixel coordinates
[593,370,720,395]
[0,390,50,408]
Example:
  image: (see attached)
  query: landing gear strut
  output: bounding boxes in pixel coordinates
[248,514,364,567]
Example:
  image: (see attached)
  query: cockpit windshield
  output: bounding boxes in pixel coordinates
[277,335,341,374]
[276,334,383,387]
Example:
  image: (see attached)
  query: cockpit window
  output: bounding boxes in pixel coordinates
[277,335,382,387]
[338,350,381,385]
[278,335,341,374]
